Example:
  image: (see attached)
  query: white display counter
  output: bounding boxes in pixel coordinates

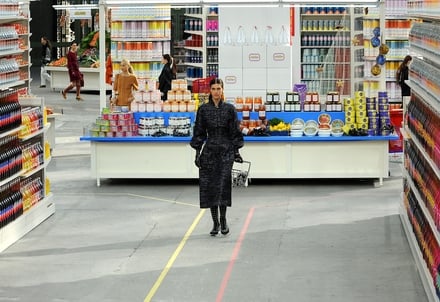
[80,135,396,187]
[45,66,112,91]
[80,111,397,186]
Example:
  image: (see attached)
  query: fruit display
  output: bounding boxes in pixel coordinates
[48,30,111,68]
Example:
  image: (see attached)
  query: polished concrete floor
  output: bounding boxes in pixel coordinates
[0,69,428,302]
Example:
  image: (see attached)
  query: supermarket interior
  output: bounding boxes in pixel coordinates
[1,0,440,301]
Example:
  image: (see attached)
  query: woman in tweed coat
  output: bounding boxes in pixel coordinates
[190,78,244,236]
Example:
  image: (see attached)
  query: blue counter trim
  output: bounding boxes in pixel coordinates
[80,134,398,143]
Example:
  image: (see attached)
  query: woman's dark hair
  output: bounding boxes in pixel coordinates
[163,54,177,78]
[209,77,224,88]
[41,36,52,49]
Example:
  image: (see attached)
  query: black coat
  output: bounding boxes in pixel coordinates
[399,66,411,96]
[158,63,173,100]
[190,100,244,208]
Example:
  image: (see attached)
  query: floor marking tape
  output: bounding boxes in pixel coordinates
[128,193,199,207]
[143,208,206,302]
[216,207,255,302]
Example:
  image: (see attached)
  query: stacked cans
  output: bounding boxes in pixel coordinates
[377,92,391,136]
[343,91,368,132]
[366,96,379,136]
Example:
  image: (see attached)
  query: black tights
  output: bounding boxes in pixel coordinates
[210,206,227,223]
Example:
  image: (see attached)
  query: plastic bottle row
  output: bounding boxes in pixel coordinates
[301,35,351,47]
[0,135,21,182]
[111,20,171,39]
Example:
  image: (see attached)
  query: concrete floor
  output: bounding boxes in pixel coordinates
[0,68,428,302]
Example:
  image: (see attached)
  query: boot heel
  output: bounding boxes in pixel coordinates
[220,218,229,235]
[210,222,219,236]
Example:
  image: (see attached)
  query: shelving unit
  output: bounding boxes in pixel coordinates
[182,7,204,81]
[363,3,414,103]
[0,1,54,253]
[0,2,31,96]
[300,7,363,97]
[109,6,171,82]
[401,1,440,301]
[0,94,55,253]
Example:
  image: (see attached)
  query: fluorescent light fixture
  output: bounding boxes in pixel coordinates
[104,0,201,4]
[53,4,99,10]
[203,0,277,2]
[280,0,378,4]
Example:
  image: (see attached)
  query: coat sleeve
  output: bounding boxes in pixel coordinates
[132,75,139,91]
[190,106,207,151]
[230,107,244,151]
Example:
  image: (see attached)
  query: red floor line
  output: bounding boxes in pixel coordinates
[216,207,255,302]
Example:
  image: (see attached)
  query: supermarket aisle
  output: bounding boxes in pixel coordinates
[0,70,428,302]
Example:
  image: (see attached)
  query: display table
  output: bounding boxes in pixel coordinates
[45,66,112,91]
[80,135,397,187]
[47,113,62,152]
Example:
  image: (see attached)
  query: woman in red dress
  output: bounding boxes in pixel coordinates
[61,42,83,101]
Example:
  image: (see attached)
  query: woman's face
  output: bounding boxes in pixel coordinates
[71,43,78,52]
[120,61,129,72]
[41,38,46,45]
[210,83,223,100]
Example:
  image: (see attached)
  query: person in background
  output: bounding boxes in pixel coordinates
[61,42,83,101]
[158,54,177,101]
[190,78,244,236]
[111,58,138,107]
[396,55,412,102]
[40,36,52,88]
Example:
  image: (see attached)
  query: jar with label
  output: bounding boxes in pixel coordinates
[153,102,162,112]
[312,101,320,112]
[163,101,171,112]
[258,105,266,120]
[245,97,253,111]
[273,101,282,112]
[293,100,301,111]
[254,96,262,112]
[235,97,243,112]
[304,101,311,112]
[242,105,250,120]
[179,101,187,112]
[187,101,196,112]
[146,102,154,112]
[171,101,179,112]
[284,100,292,112]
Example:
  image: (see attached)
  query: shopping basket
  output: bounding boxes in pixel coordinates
[232,160,251,187]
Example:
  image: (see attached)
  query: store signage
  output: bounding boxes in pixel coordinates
[273,53,285,61]
[71,9,91,20]
[225,76,237,84]
[248,53,261,62]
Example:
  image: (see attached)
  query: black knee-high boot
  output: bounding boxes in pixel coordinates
[210,206,220,236]
[219,206,229,235]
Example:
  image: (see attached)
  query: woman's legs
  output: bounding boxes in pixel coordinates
[210,206,220,236]
[62,82,74,99]
[40,66,46,86]
[75,81,82,100]
[219,205,229,235]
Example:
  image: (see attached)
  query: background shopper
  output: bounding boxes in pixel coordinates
[40,36,52,88]
[396,55,412,101]
[158,54,176,101]
[190,78,244,236]
[61,42,83,101]
[111,58,138,107]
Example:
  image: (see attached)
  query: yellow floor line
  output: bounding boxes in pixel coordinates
[144,209,206,302]
[128,193,199,207]
[53,192,198,207]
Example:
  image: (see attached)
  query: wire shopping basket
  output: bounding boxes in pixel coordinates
[232,160,251,187]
